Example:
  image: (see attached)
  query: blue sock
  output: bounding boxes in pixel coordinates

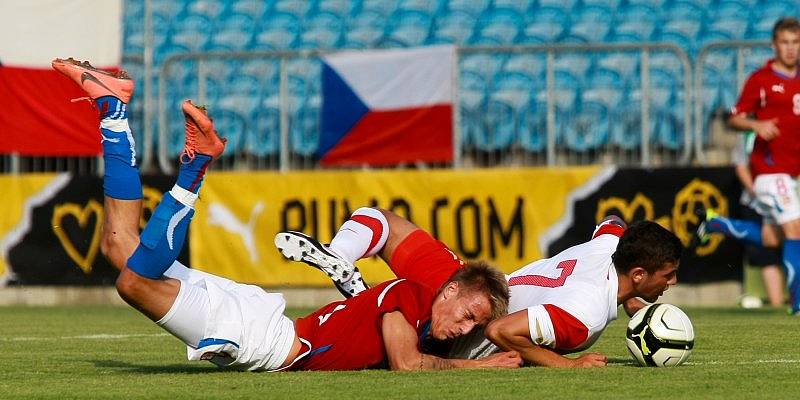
[782,240,800,313]
[706,216,762,247]
[97,96,142,200]
[127,192,194,279]
[176,154,212,194]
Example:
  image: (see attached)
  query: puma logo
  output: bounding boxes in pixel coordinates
[208,201,264,263]
[772,84,785,94]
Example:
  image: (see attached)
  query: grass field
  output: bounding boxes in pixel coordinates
[0,305,798,399]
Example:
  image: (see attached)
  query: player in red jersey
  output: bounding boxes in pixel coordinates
[60,57,520,372]
[277,209,682,368]
[697,18,800,314]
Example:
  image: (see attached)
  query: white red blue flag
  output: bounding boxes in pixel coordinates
[319,45,455,166]
[0,0,123,156]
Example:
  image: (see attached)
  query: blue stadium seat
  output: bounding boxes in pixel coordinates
[184,0,224,20]
[273,0,312,18]
[169,15,213,52]
[714,0,751,19]
[567,6,613,43]
[396,0,441,15]
[343,11,386,48]
[752,1,795,40]
[554,54,592,87]
[298,12,344,49]
[315,0,354,18]
[610,20,656,42]
[431,11,474,45]
[384,10,432,47]
[152,1,184,21]
[503,54,546,81]
[492,0,533,14]
[209,13,256,51]
[445,0,490,17]
[358,0,398,17]
[476,73,535,151]
[248,104,280,156]
[701,50,735,76]
[461,54,504,81]
[657,19,702,55]
[254,12,300,49]
[230,0,266,20]
[596,53,639,84]
[582,0,620,8]
[213,108,248,153]
[536,0,577,13]
[470,8,523,45]
[702,19,749,42]
[564,90,613,152]
[290,95,320,156]
[625,0,669,7]
[521,7,568,43]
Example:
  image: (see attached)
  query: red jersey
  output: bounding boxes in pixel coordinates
[732,59,800,177]
[291,279,434,371]
[388,229,465,292]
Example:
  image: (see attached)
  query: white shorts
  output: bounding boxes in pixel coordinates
[753,173,800,225]
[157,261,296,371]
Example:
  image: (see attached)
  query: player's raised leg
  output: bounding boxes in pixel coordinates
[275,207,421,297]
[116,100,226,320]
[52,58,142,269]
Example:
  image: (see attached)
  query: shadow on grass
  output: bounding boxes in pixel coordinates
[91,359,224,374]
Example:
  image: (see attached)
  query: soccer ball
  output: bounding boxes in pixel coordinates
[625,303,695,367]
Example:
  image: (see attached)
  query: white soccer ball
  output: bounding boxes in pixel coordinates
[625,303,695,367]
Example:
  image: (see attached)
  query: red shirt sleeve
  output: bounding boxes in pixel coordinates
[543,304,589,351]
[731,72,762,116]
[375,279,432,330]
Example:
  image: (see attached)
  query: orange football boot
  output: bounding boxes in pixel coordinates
[180,99,227,163]
[51,57,134,103]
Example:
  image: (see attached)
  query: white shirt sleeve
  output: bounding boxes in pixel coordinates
[526,305,556,348]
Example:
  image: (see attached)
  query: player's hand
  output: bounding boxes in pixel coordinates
[754,118,779,141]
[478,351,523,368]
[569,352,608,368]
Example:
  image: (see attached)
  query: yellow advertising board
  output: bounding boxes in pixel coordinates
[190,166,602,286]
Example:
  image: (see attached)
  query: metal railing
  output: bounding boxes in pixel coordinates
[155,43,693,173]
[694,40,772,163]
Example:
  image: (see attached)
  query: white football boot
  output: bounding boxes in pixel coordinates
[275,231,369,297]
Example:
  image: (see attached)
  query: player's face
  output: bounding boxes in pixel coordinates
[430,283,492,340]
[635,262,679,303]
[773,29,800,69]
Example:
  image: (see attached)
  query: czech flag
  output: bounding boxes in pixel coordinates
[319,45,455,167]
[0,1,123,156]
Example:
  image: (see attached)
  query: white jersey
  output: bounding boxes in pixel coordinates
[450,221,623,359]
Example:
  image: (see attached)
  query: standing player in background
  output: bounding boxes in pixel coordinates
[52,57,520,372]
[732,133,785,307]
[277,209,682,368]
[697,17,800,314]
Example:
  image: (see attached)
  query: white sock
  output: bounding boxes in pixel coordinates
[170,184,198,209]
[329,207,389,263]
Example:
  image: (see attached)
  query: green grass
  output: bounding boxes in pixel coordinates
[0,305,798,399]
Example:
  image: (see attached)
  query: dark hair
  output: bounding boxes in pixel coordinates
[773,17,800,41]
[442,260,509,321]
[612,221,682,274]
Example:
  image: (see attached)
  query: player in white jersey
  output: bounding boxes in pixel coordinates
[277,209,682,368]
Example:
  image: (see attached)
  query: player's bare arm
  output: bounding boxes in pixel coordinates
[728,114,779,141]
[381,311,521,370]
[484,310,607,368]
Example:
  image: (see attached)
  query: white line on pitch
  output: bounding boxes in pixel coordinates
[610,359,800,366]
[0,333,170,341]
